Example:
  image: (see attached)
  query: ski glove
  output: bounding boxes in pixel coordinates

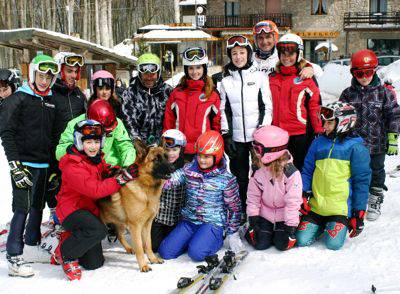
[387,133,398,156]
[299,191,313,215]
[115,163,139,186]
[284,225,297,250]
[103,165,121,179]
[222,134,237,159]
[9,161,33,189]
[47,173,60,191]
[349,210,365,238]
[227,232,245,253]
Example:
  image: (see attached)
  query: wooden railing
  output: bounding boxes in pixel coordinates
[344,12,400,29]
[205,14,292,28]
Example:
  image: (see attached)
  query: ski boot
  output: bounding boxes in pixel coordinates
[52,238,81,281]
[367,187,384,221]
[7,254,34,278]
[23,244,51,263]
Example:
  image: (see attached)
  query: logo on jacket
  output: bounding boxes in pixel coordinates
[247,82,255,86]
[294,77,303,85]
[44,102,55,108]
[199,93,206,102]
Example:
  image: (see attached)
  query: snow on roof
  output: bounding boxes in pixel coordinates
[137,29,212,40]
[139,24,196,30]
[179,0,207,6]
[113,40,135,57]
[0,28,137,62]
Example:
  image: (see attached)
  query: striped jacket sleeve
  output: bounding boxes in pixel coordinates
[223,175,242,235]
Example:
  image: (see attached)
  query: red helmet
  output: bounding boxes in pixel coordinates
[87,99,117,133]
[351,49,378,70]
[194,130,224,165]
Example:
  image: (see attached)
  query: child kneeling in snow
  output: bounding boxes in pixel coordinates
[245,125,302,251]
[53,120,138,280]
[158,130,243,261]
[297,102,371,250]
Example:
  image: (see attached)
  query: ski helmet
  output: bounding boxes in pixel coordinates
[253,20,279,47]
[162,129,187,148]
[54,52,84,81]
[73,119,105,152]
[276,33,304,63]
[91,70,115,94]
[29,54,60,90]
[320,102,357,135]
[226,35,253,66]
[252,125,289,164]
[350,49,378,70]
[87,99,118,133]
[0,69,17,93]
[194,130,224,165]
[137,53,161,82]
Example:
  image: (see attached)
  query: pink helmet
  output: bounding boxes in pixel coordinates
[252,125,289,164]
[91,70,115,93]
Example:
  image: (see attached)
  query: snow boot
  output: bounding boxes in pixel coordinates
[7,254,34,278]
[367,187,384,221]
[23,244,51,263]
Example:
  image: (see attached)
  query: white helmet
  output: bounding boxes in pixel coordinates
[182,47,208,66]
[161,129,187,148]
[54,52,84,67]
[277,33,304,62]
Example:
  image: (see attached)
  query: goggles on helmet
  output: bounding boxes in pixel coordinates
[94,77,114,88]
[254,22,274,35]
[163,136,185,148]
[252,141,288,156]
[65,55,84,67]
[138,63,160,74]
[80,124,104,137]
[276,42,299,55]
[37,62,60,75]
[320,106,357,121]
[351,68,375,79]
[227,35,250,49]
[183,47,206,61]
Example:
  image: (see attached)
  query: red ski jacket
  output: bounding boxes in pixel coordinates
[56,147,121,223]
[269,66,323,136]
[164,79,221,154]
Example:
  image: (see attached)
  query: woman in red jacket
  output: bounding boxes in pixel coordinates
[163,47,221,162]
[269,33,324,170]
[53,119,137,281]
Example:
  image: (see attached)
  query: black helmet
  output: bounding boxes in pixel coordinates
[0,69,17,93]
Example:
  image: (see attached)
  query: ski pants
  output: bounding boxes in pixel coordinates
[151,221,176,252]
[245,217,292,251]
[288,134,310,171]
[229,142,253,213]
[158,220,224,262]
[296,212,348,250]
[61,210,107,270]
[370,152,386,189]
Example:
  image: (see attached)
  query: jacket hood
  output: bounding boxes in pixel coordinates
[186,79,205,91]
[17,82,52,98]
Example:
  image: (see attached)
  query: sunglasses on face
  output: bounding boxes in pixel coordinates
[38,62,60,75]
[183,48,206,61]
[65,55,84,67]
[227,35,250,49]
[276,42,299,54]
[351,68,375,79]
[252,141,288,156]
[80,125,103,136]
[138,63,160,74]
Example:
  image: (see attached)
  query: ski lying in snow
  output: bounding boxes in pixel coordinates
[386,165,400,177]
[174,254,220,294]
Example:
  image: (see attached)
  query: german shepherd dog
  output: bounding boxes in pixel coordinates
[99,140,174,272]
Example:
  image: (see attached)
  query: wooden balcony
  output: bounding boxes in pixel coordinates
[344,12,400,31]
[205,14,292,29]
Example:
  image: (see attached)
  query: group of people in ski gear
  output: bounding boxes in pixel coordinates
[0,19,399,281]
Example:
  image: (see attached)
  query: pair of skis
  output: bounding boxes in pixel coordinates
[175,250,248,294]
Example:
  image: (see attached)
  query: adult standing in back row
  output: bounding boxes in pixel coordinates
[219,35,272,214]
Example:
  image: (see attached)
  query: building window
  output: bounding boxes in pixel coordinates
[311,0,327,15]
[368,39,400,56]
[225,1,240,17]
[370,0,387,13]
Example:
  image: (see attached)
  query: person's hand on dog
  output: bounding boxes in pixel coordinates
[115,164,139,186]
[103,165,121,178]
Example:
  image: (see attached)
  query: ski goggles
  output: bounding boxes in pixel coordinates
[319,107,335,121]
[351,68,375,79]
[64,55,84,67]
[252,141,288,156]
[276,42,299,54]
[138,63,160,74]
[163,137,185,148]
[253,22,275,35]
[227,35,250,49]
[80,124,104,136]
[37,62,60,75]
[183,47,206,61]
[94,78,114,89]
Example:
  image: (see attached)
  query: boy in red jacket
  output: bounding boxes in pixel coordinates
[53,119,138,281]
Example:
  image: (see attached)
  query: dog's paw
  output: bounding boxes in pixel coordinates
[125,247,134,254]
[140,264,152,272]
[150,257,164,264]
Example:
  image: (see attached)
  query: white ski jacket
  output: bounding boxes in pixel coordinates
[219,64,272,143]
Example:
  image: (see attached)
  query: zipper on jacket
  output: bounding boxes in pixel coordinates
[68,91,73,120]
[239,70,246,141]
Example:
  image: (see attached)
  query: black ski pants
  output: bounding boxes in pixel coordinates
[151,221,176,252]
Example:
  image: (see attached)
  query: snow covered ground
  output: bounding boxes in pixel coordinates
[0,64,400,293]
